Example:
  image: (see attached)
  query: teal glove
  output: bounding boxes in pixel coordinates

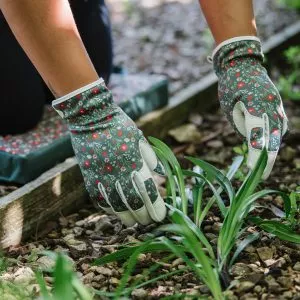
[52,79,166,226]
[211,36,288,179]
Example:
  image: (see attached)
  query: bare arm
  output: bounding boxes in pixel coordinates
[0,0,99,97]
[199,0,257,45]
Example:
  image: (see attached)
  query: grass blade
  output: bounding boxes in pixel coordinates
[186,156,235,203]
[53,254,74,300]
[250,217,300,243]
[150,137,188,214]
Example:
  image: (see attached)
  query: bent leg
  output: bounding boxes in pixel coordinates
[0,12,45,135]
[0,0,99,97]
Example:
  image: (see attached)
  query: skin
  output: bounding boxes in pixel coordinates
[199,0,257,45]
[0,0,258,95]
[0,0,99,97]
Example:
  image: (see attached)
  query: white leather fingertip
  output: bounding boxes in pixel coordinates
[262,151,277,180]
[247,148,277,180]
[151,197,167,222]
[139,140,158,171]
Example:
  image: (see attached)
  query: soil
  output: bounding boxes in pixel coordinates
[1,98,299,299]
[108,0,299,94]
[1,1,300,299]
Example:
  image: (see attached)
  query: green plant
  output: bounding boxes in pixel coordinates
[278,0,300,9]
[277,46,300,101]
[36,252,93,300]
[94,138,300,299]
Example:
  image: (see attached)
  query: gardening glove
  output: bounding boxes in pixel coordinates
[52,79,166,226]
[210,36,288,179]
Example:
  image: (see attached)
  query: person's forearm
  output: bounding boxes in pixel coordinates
[0,0,99,97]
[199,0,257,45]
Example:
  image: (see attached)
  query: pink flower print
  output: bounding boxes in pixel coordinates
[105,164,113,173]
[92,133,99,139]
[248,48,253,54]
[267,94,274,101]
[272,128,280,136]
[84,160,90,168]
[92,87,100,95]
[237,82,245,89]
[132,162,137,169]
[120,144,128,151]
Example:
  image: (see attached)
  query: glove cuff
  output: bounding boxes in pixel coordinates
[52,78,114,124]
[209,36,264,76]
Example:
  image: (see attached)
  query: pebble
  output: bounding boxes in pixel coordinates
[36,256,56,270]
[293,262,300,271]
[237,281,255,293]
[231,263,252,277]
[13,267,35,284]
[132,288,148,298]
[257,247,273,262]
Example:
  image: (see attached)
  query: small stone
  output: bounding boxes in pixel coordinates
[277,276,292,288]
[168,123,202,143]
[132,288,148,298]
[282,291,293,299]
[240,293,257,300]
[231,263,252,277]
[73,227,84,236]
[293,262,300,271]
[254,285,262,293]
[59,217,68,227]
[172,258,183,267]
[280,146,296,162]
[36,256,56,270]
[212,222,222,233]
[82,272,94,284]
[237,281,255,293]
[178,264,186,270]
[110,277,119,285]
[207,140,223,148]
[93,266,113,276]
[257,247,273,262]
[13,267,35,284]
[75,220,85,227]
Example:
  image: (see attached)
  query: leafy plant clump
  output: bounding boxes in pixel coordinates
[1,139,299,299]
[94,137,300,299]
[277,46,300,101]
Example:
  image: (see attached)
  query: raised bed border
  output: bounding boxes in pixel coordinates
[1,21,300,248]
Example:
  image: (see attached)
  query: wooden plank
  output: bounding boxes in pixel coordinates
[0,158,87,248]
[1,21,300,249]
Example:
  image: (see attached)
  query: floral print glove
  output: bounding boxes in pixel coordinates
[52,79,166,226]
[212,37,288,179]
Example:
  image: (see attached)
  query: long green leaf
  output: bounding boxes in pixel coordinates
[53,254,74,300]
[165,204,215,260]
[93,241,186,266]
[150,137,188,214]
[183,170,226,217]
[250,217,300,243]
[186,156,235,203]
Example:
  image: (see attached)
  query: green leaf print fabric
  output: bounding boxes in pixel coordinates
[212,36,288,179]
[52,79,166,226]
